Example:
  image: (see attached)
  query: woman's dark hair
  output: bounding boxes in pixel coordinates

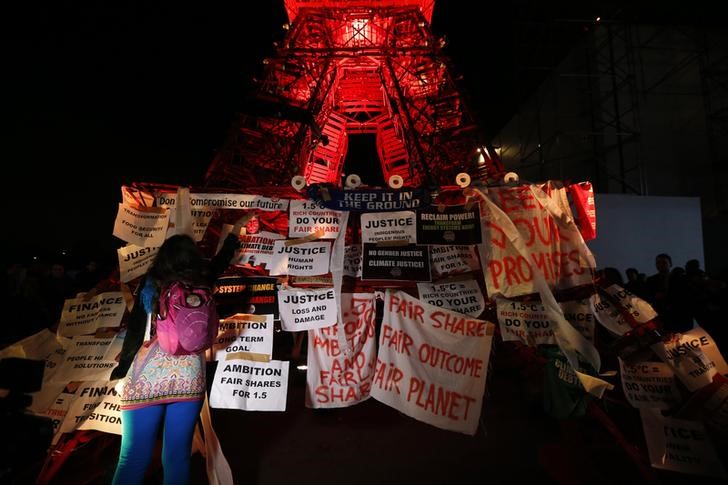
[148,235,210,288]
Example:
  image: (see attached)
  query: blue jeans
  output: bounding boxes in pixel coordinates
[112,400,203,485]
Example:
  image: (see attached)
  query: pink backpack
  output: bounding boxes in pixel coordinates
[156,281,219,355]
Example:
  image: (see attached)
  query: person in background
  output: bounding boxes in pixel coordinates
[644,253,672,316]
[624,267,646,298]
[110,232,239,485]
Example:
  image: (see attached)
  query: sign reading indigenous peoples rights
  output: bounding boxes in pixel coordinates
[361,244,430,281]
[370,290,494,435]
[117,244,160,283]
[361,211,416,243]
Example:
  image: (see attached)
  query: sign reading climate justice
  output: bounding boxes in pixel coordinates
[278,287,338,331]
[416,205,481,245]
[362,244,430,281]
[58,292,126,337]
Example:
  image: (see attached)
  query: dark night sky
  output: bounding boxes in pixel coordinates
[5,1,699,265]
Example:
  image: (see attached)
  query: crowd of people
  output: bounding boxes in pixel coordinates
[3,254,106,347]
[600,253,727,347]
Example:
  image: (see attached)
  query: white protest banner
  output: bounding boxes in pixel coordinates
[210,360,289,411]
[112,203,169,247]
[370,290,494,435]
[495,298,555,346]
[343,244,363,278]
[417,280,485,317]
[361,211,416,243]
[482,185,594,298]
[640,408,727,479]
[232,231,285,267]
[289,199,343,238]
[155,192,216,242]
[117,244,160,283]
[652,326,728,392]
[430,245,480,277]
[57,292,126,337]
[278,287,338,331]
[306,293,377,408]
[268,240,331,276]
[213,314,274,361]
[59,381,122,436]
[49,335,123,383]
[619,358,680,409]
[590,285,657,336]
[560,299,595,342]
[188,193,288,212]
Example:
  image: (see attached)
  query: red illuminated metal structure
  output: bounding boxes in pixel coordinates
[205,0,504,189]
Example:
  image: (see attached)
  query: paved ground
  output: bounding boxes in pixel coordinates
[32,341,725,485]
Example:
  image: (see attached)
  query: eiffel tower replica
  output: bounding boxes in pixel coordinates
[204,0,503,190]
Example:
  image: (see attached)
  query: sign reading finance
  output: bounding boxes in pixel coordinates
[361,243,430,281]
[416,205,481,245]
[307,185,431,211]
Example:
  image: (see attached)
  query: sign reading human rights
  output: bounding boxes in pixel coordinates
[430,245,480,277]
[370,290,494,435]
[416,205,481,245]
[619,358,680,409]
[416,280,485,317]
[278,287,338,331]
[215,276,278,317]
[268,240,331,276]
[210,359,289,411]
[362,244,430,281]
[361,211,416,243]
[59,380,122,436]
[213,314,274,361]
[232,231,285,267]
[307,185,431,211]
[112,203,170,247]
[482,185,594,298]
[57,292,126,338]
[288,199,343,238]
[307,293,377,408]
[117,244,160,283]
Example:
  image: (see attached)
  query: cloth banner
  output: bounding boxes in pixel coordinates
[306,293,377,408]
[370,290,494,435]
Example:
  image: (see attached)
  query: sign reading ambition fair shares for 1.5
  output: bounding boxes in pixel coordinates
[307,185,432,211]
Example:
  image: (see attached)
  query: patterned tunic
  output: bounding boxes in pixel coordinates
[120,339,205,410]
